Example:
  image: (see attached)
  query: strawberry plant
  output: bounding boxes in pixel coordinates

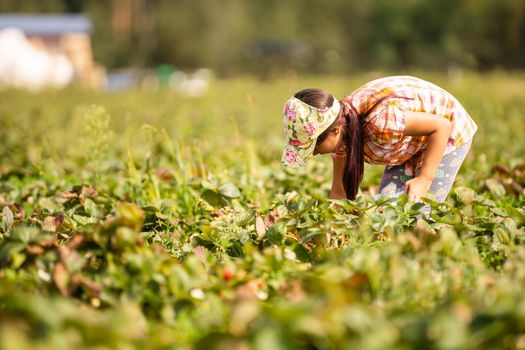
[0,73,524,349]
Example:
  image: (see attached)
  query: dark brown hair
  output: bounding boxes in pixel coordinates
[294,88,390,200]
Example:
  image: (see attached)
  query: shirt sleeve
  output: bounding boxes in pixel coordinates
[365,102,406,145]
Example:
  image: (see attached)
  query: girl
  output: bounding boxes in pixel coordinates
[282,75,477,205]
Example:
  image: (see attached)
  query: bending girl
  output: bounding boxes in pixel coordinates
[281,75,477,204]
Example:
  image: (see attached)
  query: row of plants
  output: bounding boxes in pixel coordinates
[0,73,524,348]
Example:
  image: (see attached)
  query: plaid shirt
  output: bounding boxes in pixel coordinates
[343,76,478,176]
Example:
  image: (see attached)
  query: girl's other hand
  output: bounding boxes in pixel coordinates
[404,176,432,202]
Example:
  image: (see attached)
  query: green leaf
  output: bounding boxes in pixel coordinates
[218,182,241,198]
[117,203,145,229]
[485,179,506,198]
[1,206,14,232]
[431,207,462,225]
[83,198,100,218]
[454,186,476,205]
[495,227,511,245]
[201,177,218,191]
[265,222,286,246]
[490,207,508,217]
[73,214,98,226]
[38,197,64,214]
[201,189,223,207]
[503,217,518,237]
[293,244,312,262]
[369,212,386,232]
[0,242,26,262]
[299,228,322,244]
[11,226,42,244]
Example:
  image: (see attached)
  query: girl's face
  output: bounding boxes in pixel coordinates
[313,125,345,156]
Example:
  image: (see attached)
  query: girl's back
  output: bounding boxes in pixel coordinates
[345,75,478,174]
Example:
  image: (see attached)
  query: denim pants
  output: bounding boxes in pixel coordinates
[376,139,473,217]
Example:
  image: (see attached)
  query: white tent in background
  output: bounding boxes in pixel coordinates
[0,28,74,90]
[0,14,105,90]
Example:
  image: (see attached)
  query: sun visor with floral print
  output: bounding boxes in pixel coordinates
[281,96,340,167]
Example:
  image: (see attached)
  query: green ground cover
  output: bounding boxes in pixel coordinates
[0,72,524,349]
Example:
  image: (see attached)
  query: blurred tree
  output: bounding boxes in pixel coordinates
[64,0,83,12]
[0,0,523,74]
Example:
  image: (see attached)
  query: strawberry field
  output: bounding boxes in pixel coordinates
[0,72,524,349]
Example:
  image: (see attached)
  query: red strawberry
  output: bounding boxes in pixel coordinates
[222,269,233,281]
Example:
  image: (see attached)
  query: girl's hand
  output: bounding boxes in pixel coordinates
[404,176,433,202]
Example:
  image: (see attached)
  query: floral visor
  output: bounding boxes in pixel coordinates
[281,96,341,167]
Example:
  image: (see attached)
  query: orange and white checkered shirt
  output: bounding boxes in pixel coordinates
[343,76,478,176]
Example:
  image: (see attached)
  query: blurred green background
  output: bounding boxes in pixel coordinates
[1,0,524,76]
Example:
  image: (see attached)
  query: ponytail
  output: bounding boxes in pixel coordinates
[341,103,364,199]
[339,95,401,199]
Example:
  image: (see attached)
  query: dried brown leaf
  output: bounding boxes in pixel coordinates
[81,186,98,199]
[41,214,64,232]
[255,216,266,238]
[492,164,510,175]
[26,245,45,255]
[344,272,370,290]
[71,274,102,298]
[53,262,69,296]
[511,181,524,194]
[156,167,175,181]
[193,245,208,264]
[67,235,84,250]
[279,279,305,301]
[59,191,79,199]
[0,195,10,206]
[255,208,281,238]
[235,279,263,300]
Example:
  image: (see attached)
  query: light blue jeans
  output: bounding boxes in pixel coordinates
[375,139,473,217]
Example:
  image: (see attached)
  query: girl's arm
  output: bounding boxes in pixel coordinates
[403,111,452,201]
[329,155,347,199]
